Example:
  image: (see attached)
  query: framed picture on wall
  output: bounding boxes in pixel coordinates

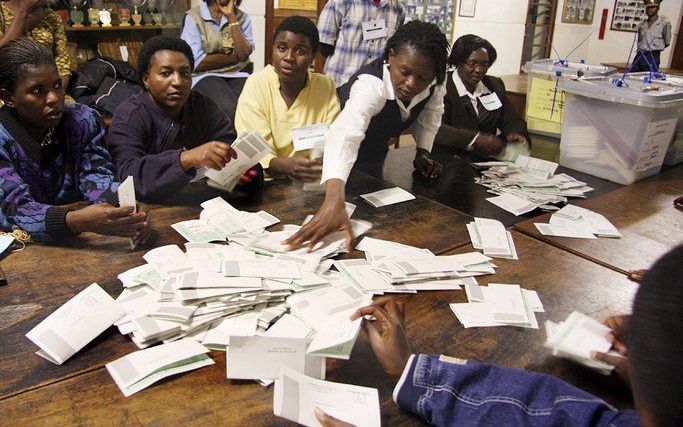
[561,0,596,24]
[610,0,645,32]
[458,0,476,18]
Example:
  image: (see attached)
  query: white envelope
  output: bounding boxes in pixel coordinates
[26,283,124,365]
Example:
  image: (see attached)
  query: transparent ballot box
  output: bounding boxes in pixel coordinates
[559,75,683,185]
[522,59,616,138]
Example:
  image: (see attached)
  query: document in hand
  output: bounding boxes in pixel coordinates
[117,176,137,249]
[360,187,415,208]
[274,367,381,427]
[227,335,325,380]
[204,131,270,191]
[544,311,616,375]
[514,155,559,180]
[450,283,542,329]
[106,338,214,397]
[26,283,124,365]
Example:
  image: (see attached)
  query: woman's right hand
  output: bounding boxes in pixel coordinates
[474,133,506,156]
[180,141,237,171]
[66,203,148,238]
[284,179,353,251]
[269,156,323,182]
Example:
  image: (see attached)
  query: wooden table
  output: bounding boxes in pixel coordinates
[0,171,474,406]
[380,146,622,226]
[0,229,638,424]
[515,166,683,273]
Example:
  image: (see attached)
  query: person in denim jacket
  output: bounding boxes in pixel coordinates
[316,244,683,426]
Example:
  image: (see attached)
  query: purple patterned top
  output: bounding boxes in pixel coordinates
[0,103,119,242]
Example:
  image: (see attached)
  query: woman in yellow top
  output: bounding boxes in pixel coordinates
[0,0,71,89]
[235,16,340,182]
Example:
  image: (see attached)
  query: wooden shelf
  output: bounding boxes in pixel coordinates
[66,24,181,32]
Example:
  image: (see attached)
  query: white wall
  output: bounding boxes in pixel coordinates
[451,0,681,76]
[452,0,529,76]
[190,0,267,71]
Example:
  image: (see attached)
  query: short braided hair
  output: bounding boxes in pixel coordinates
[449,34,497,68]
[273,15,319,55]
[0,38,55,93]
[383,20,449,85]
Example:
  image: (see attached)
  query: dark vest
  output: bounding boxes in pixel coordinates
[337,59,435,177]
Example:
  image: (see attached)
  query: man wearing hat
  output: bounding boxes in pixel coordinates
[632,0,672,72]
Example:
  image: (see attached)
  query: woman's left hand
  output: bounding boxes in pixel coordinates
[219,0,236,18]
[413,148,442,179]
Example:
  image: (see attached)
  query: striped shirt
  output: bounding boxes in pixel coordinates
[317,0,404,87]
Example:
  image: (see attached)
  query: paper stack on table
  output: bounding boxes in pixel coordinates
[360,187,415,208]
[274,367,381,427]
[534,204,621,239]
[467,217,518,259]
[450,283,543,329]
[202,131,270,192]
[26,283,124,365]
[544,311,617,375]
[106,338,214,397]
[473,155,594,215]
[172,197,279,243]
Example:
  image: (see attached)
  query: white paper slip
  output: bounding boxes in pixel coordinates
[274,367,381,427]
[534,223,597,239]
[287,284,370,332]
[291,124,329,152]
[360,187,415,208]
[117,176,137,249]
[263,314,313,340]
[450,302,499,328]
[143,245,193,276]
[484,284,529,324]
[306,315,362,360]
[202,313,259,349]
[524,289,544,312]
[486,193,537,216]
[106,338,213,397]
[26,283,124,365]
[545,312,615,374]
[514,155,558,179]
[178,271,262,289]
[171,220,226,243]
[473,218,515,257]
[334,259,393,292]
[227,336,324,380]
[222,259,302,279]
[204,132,270,190]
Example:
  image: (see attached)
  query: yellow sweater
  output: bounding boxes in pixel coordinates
[235,65,340,170]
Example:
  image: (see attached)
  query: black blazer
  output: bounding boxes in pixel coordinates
[434,72,529,154]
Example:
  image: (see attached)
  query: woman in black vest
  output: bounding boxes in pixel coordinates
[286,21,449,251]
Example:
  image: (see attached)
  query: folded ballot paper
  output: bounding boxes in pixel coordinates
[203,131,270,191]
[474,155,594,215]
[226,335,325,381]
[26,283,124,365]
[172,197,279,243]
[450,283,543,329]
[274,367,381,427]
[534,204,621,239]
[106,338,214,397]
[360,187,415,208]
[117,176,137,249]
[467,217,518,259]
[544,311,617,375]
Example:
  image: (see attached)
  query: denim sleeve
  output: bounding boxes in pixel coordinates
[75,107,119,205]
[394,354,640,427]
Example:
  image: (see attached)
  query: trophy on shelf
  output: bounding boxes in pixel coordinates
[158,0,176,25]
[67,0,87,27]
[127,0,148,26]
[118,3,132,26]
[97,0,113,27]
[87,0,102,26]
[148,0,162,25]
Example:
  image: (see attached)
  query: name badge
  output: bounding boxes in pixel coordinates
[361,19,388,41]
[479,93,502,111]
[291,124,329,153]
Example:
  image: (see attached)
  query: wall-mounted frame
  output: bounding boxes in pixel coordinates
[610,0,645,32]
[405,0,457,43]
[458,0,476,18]
[561,0,596,24]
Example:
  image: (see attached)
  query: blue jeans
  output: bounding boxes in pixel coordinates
[394,354,640,426]
[631,50,661,73]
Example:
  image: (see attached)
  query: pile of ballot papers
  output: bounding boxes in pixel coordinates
[466,217,518,259]
[450,282,544,329]
[473,155,594,215]
[545,311,617,375]
[534,204,621,239]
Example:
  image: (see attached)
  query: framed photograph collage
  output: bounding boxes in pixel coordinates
[611,0,646,32]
